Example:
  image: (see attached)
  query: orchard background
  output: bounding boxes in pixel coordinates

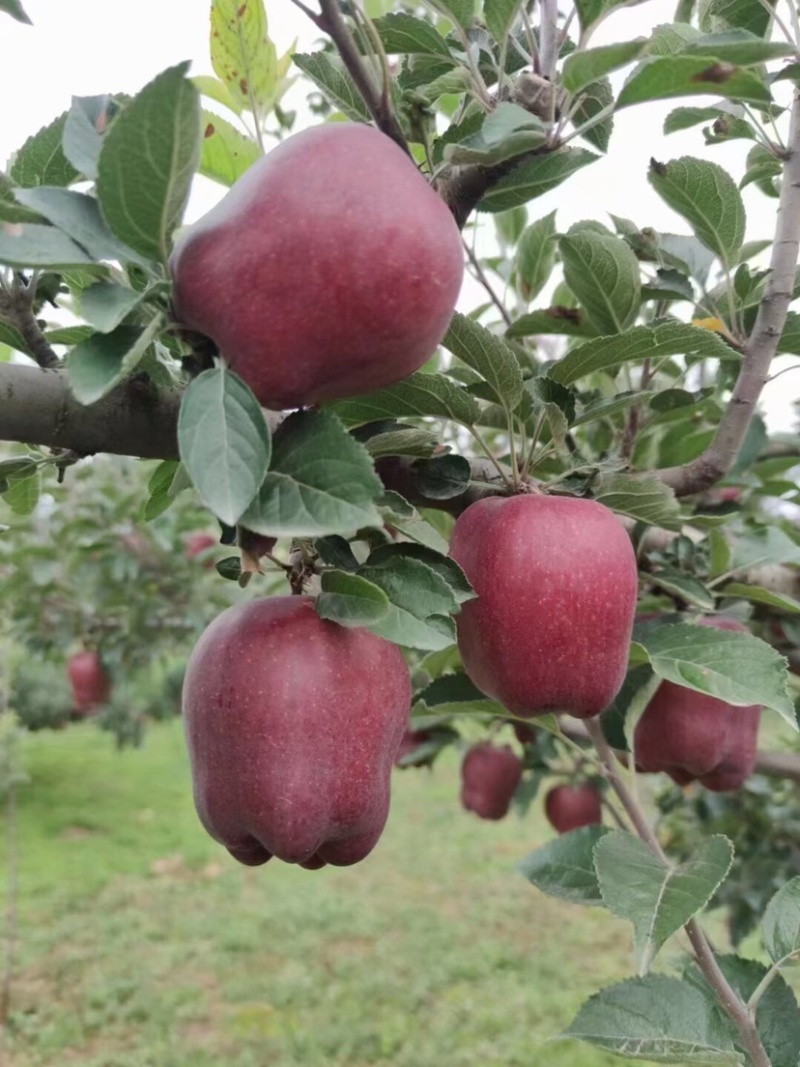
[2,0,800,1064]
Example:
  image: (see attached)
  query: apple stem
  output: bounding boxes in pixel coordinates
[584,717,773,1067]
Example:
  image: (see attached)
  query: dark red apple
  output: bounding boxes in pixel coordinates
[544,783,602,833]
[394,727,432,766]
[182,596,411,868]
[449,495,638,719]
[67,650,111,714]
[170,123,464,410]
[460,742,523,821]
[634,617,762,792]
[183,532,218,564]
[513,721,537,745]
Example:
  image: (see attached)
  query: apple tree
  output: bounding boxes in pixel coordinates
[2,0,800,1062]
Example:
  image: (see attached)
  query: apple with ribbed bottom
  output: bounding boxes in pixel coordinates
[67,650,111,714]
[182,596,411,868]
[634,617,761,792]
[449,495,638,719]
[460,743,523,821]
[169,123,464,411]
[544,783,602,834]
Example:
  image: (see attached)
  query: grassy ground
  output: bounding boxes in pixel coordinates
[2,720,641,1067]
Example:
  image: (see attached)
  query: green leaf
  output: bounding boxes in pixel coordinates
[63,95,115,181]
[479,148,600,212]
[550,320,738,386]
[638,622,794,725]
[563,40,647,94]
[96,63,200,263]
[357,556,458,651]
[507,306,596,339]
[595,831,733,974]
[363,427,439,460]
[740,143,781,198]
[67,316,164,405]
[1,470,40,515]
[371,12,453,56]
[572,78,614,153]
[241,410,382,537]
[178,365,272,526]
[685,29,795,65]
[762,878,800,966]
[192,75,242,115]
[365,542,474,604]
[199,111,261,186]
[484,0,524,44]
[563,974,743,1064]
[444,103,547,166]
[328,372,480,427]
[777,311,800,355]
[518,825,612,905]
[79,280,146,333]
[730,527,800,569]
[143,460,181,521]
[210,0,282,113]
[573,390,650,426]
[441,312,524,409]
[720,583,800,614]
[700,0,777,38]
[13,187,140,263]
[618,56,772,110]
[559,231,641,335]
[593,471,682,529]
[315,535,359,571]
[436,0,475,29]
[664,104,735,134]
[316,570,391,627]
[0,0,32,23]
[515,210,557,303]
[10,113,79,188]
[0,224,94,268]
[649,570,716,611]
[292,53,371,122]
[0,172,42,224]
[411,454,471,499]
[649,156,745,265]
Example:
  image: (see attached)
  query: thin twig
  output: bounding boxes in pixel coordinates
[658,88,800,496]
[537,0,560,85]
[0,277,60,369]
[462,237,513,328]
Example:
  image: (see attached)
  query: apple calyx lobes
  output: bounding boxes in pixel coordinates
[67,650,111,713]
[461,742,523,821]
[169,124,464,411]
[449,495,638,719]
[182,596,412,869]
[634,616,762,792]
[544,783,602,834]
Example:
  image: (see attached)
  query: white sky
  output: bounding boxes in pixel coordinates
[1,0,798,431]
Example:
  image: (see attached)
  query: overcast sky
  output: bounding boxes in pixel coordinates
[2,0,797,431]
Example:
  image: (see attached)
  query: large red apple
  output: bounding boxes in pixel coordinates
[182,596,411,868]
[449,495,638,719]
[544,783,602,834]
[169,123,464,410]
[460,742,523,820]
[67,650,111,714]
[634,617,762,792]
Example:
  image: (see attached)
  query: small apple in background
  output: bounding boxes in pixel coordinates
[170,123,464,411]
[67,650,111,714]
[634,617,762,792]
[513,721,537,746]
[183,532,218,566]
[394,727,432,767]
[544,783,603,834]
[182,596,411,868]
[460,742,523,821]
[449,495,638,720]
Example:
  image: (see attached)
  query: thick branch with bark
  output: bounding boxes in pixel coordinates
[660,89,800,495]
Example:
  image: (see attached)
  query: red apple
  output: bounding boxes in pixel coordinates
[460,742,523,821]
[67,650,111,714]
[182,596,411,868]
[449,495,638,719]
[183,532,218,564]
[394,727,432,766]
[170,124,464,411]
[634,617,762,792]
[544,783,602,834]
[513,721,537,745]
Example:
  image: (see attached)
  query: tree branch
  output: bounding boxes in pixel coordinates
[659,88,800,496]
[0,280,60,370]
[313,0,409,155]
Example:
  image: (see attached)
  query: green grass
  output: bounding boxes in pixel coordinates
[1,720,636,1067]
